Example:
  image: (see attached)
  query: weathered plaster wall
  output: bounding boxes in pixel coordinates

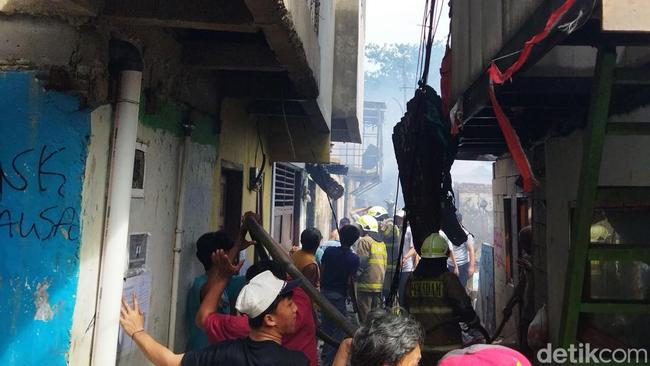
[215,99,274,263]
[0,16,108,104]
[0,71,90,365]
[544,125,650,344]
[331,0,364,142]
[68,104,112,365]
[317,0,335,128]
[117,123,180,366]
[170,140,218,352]
[491,157,521,344]
[115,97,219,359]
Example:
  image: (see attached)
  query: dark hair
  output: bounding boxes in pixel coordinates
[245,260,288,282]
[300,228,322,252]
[351,309,423,366]
[519,225,532,254]
[339,217,351,227]
[339,224,360,248]
[248,291,293,328]
[196,231,234,272]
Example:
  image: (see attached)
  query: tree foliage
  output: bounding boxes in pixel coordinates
[365,43,421,91]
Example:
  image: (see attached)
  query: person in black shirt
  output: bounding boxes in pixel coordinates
[120,249,309,366]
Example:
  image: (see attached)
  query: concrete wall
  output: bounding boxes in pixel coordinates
[215,99,274,262]
[317,0,335,131]
[117,124,181,365]
[492,112,650,346]
[491,157,523,344]
[331,0,364,143]
[0,4,346,364]
[69,105,112,365]
[0,72,90,366]
[544,124,650,344]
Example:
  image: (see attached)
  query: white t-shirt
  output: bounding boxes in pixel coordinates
[446,229,473,266]
[401,226,415,272]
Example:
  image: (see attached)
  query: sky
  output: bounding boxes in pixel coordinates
[366,0,450,45]
[364,0,493,186]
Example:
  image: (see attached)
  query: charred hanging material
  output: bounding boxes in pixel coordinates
[391,0,465,255]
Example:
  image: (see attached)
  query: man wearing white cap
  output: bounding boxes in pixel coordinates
[120,269,309,366]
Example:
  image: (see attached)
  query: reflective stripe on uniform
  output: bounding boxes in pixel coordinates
[408,305,454,315]
[357,283,383,290]
[408,280,444,298]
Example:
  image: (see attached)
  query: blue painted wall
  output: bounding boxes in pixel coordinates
[0,72,90,365]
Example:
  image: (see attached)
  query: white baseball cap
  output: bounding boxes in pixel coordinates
[235,270,301,318]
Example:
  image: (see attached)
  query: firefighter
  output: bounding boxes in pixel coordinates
[354,214,387,323]
[404,231,482,365]
[368,206,402,298]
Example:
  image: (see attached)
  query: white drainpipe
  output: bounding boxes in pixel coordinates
[167,126,192,349]
[91,69,142,366]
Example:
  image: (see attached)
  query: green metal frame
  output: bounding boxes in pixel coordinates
[558,46,618,347]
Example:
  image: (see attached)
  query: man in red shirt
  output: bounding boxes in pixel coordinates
[196,251,318,366]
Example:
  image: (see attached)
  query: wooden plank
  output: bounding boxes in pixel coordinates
[588,244,650,263]
[451,0,472,102]
[482,0,503,66]
[595,187,650,206]
[460,0,575,123]
[581,301,650,314]
[502,0,540,42]
[469,0,484,82]
[606,122,650,136]
[558,46,617,348]
[602,0,650,33]
[614,67,650,85]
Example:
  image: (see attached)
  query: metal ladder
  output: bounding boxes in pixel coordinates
[558,46,650,348]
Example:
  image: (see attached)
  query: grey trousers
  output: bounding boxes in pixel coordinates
[356,291,382,323]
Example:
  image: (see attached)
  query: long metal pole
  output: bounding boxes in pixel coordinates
[243,216,357,337]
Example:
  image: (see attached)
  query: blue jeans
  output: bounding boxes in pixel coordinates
[448,262,470,288]
[321,290,347,366]
[398,271,413,308]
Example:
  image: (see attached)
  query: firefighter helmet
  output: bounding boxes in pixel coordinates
[368,206,389,220]
[357,214,379,233]
[420,232,449,258]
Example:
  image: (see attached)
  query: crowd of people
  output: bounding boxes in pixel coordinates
[119,208,531,365]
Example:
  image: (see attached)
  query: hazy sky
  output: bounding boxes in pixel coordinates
[365,0,493,185]
[366,0,450,45]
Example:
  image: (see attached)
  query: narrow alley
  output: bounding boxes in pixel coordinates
[0,1,648,365]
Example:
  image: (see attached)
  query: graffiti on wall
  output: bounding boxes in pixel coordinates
[493,230,505,269]
[0,72,89,365]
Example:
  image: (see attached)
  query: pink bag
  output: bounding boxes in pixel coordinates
[438,345,531,366]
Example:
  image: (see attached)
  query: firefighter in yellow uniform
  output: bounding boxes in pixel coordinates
[354,214,387,323]
[404,232,481,365]
[368,206,402,297]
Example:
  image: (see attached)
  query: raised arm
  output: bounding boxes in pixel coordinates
[196,249,243,329]
[120,294,183,366]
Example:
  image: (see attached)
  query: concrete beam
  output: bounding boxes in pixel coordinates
[331,0,363,143]
[218,71,299,99]
[104,0,256,33]
[243,0,319,98]
[183,41,283,72]
[0,0,101,16]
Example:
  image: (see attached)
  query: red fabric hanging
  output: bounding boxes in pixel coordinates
[488,0,578,83]
[486,0,577,192]
[488,84,538,192]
